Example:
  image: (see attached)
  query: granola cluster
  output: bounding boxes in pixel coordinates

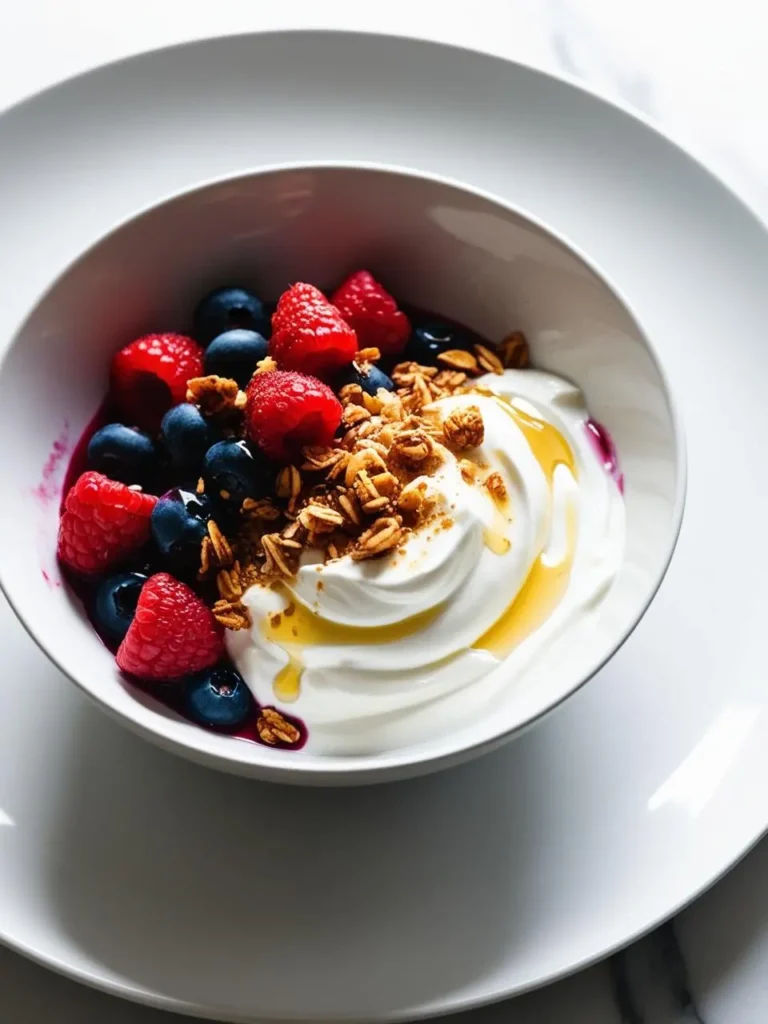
[184,335,529,634]
[256,707,302,746]
[186,374,247,416]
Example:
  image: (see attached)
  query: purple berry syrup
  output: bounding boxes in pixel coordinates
[585,419,624,493]
[33,422,71,508]
[128,673,308,750]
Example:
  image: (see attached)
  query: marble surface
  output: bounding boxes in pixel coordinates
[1,2,767,1021]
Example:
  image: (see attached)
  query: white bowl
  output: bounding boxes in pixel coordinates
[0,164,684,785]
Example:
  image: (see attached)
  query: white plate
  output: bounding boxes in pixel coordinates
[1,30,767,1023]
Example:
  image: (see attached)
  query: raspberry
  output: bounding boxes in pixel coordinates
[58,471,157,575]
[245,370,342,462]
[116,573,224,681]
[332,270,411,356]
[269,283,357,380]
[111,333,204,431]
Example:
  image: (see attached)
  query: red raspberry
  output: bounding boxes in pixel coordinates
[270,283,357,380]
[58,471,157,575]
[332,270,411,356]
[116,573,224,681]
[245,370,342,462]
[111,333,204,431]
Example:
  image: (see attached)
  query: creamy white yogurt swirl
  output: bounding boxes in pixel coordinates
[227,370,625,754]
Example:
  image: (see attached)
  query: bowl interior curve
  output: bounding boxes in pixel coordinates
[0,165,683,782]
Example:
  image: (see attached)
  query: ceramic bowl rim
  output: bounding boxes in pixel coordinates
[0,159,688,783]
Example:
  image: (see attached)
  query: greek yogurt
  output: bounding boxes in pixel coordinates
[227,370,625,754]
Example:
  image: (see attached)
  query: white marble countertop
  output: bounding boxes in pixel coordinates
[1,2,767,1022]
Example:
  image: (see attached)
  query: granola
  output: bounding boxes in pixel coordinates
[437,349,479,373]
[498,331,530,369]
[212,598,251,631]
[255,355,278,374]
[301,446,347,471]
[443,405,485,449]
[276,465,301,500]
[181,323,524,635]
[352,516,405,560]
[173,318,525,638]
[256,708,302,746]
[241,497,281,520]
[186,328,524,597]
[474,343,504,375]
[389,428,436,470]
[342,403,372,427]
[207,520,233,565]
[186,375,242,415]
[485,471,508,504]
[356,347,381,364]
[397,478,429,512]
[298,503,345,533]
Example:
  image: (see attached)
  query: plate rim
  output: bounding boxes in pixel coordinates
[0,26,765,1022]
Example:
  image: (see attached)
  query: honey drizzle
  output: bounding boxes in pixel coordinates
[265,590,444,648]
[493,396,576,482]
[264,395,580,697]
[473,505,577,658]
[483,469,513,555]
[474,397,577,653]
[263,589,446,700]
[272,653,303,704]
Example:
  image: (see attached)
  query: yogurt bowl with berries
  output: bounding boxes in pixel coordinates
[0,166,684,784]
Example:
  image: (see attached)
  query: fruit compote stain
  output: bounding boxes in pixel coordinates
[586,418,624,493]
[60,401,111,508]
[124,672,308,750]
[33,421,71,506]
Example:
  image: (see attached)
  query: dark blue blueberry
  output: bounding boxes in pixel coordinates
[184,663,253,729]
[122,543,161,578]
[193,287,270,345]
[160,403,215,474]
[336,361,395,397]
[204,329,269,388]
[404,321,476,367]
[203,440,271,510]
[150,487,213,574]
[93,572,147,645]
[87,423,156,486]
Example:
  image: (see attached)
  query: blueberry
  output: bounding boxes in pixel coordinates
[122,543,162,578]
[87,423,156,486]
[203,440,271,509]
[404,321,476,367]
[184,663,253,729]
[336,361,395,397]
[151,487,213,573]
[204,329,269,388]
[193,287,270,345]
[160,404,215,474]
[93,572,147,645]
